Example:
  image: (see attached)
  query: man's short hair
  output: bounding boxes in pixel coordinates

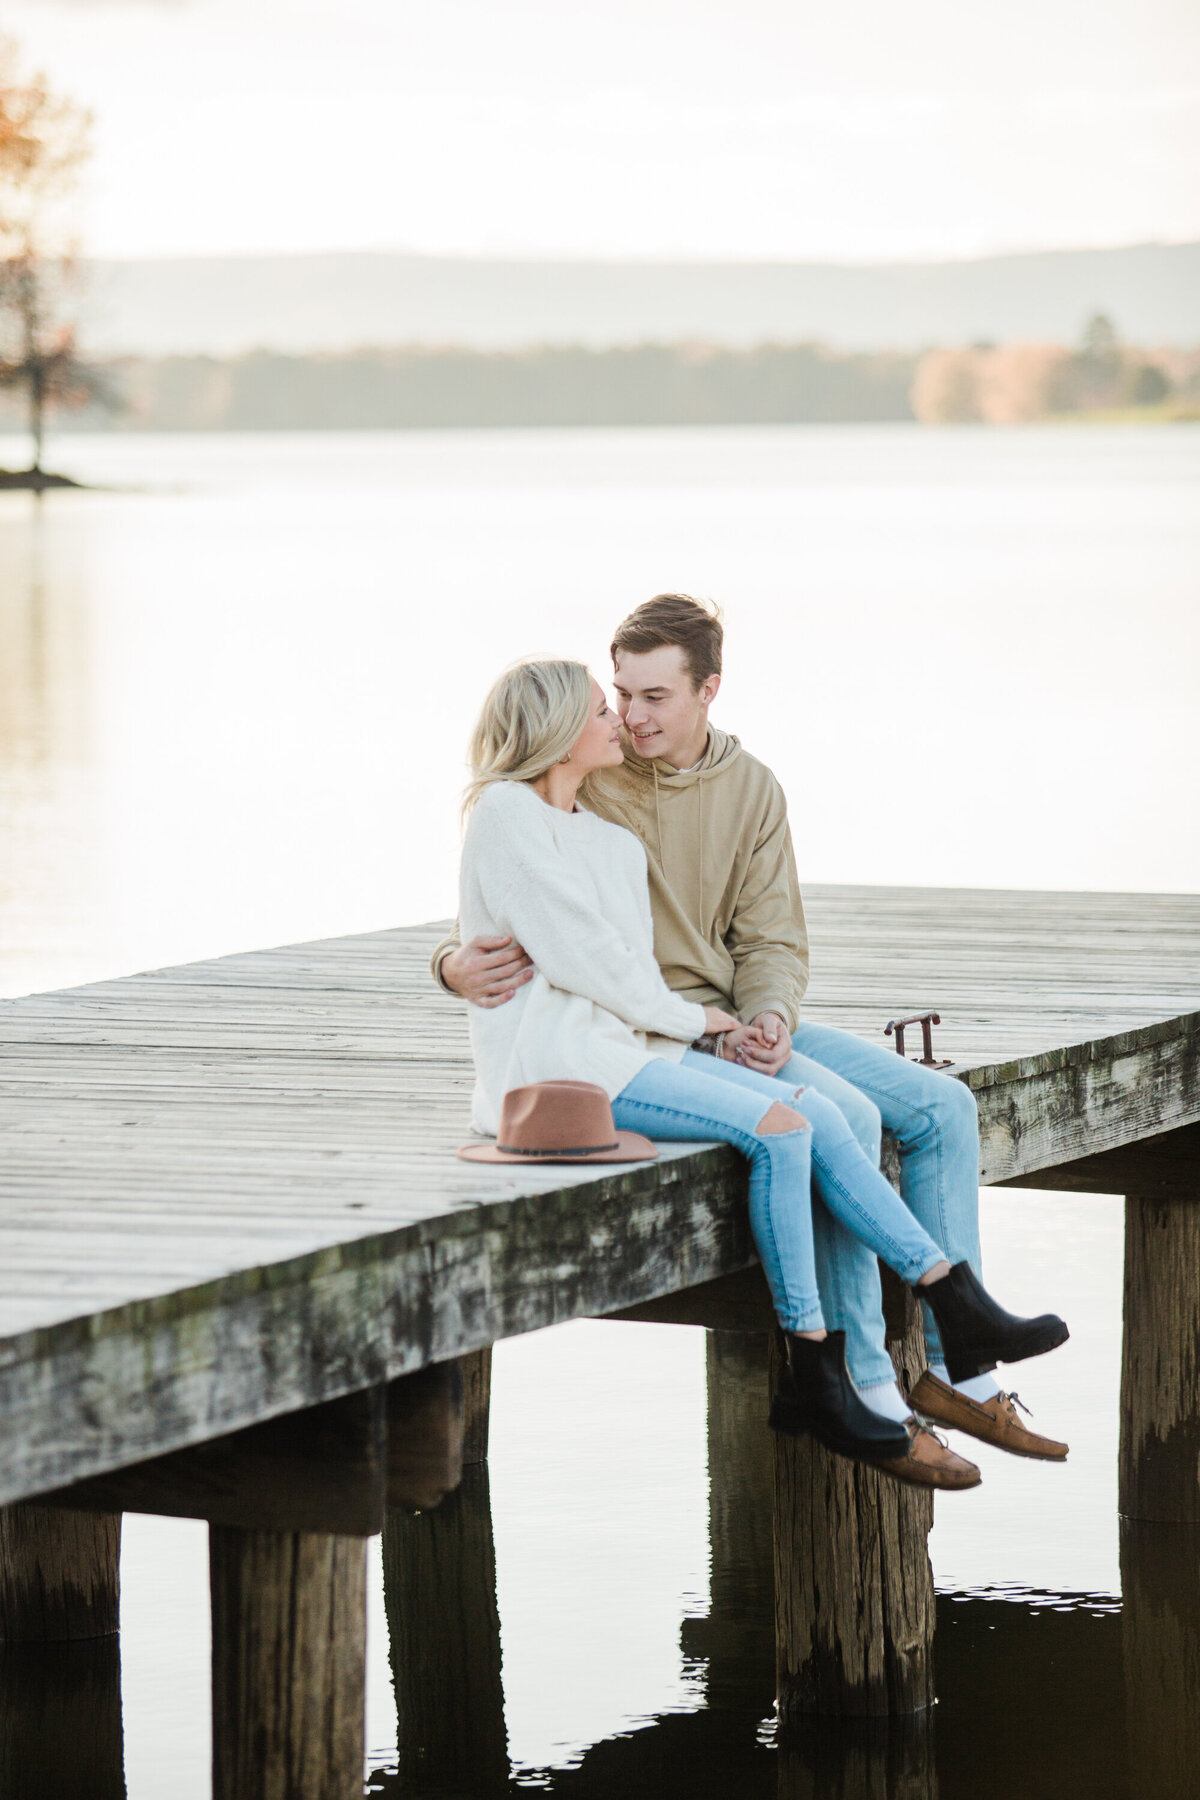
[610,593,723,689]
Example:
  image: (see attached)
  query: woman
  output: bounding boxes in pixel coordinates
[458,658,1068,1477]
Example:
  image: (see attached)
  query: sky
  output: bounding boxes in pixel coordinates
[5,0,1200,262]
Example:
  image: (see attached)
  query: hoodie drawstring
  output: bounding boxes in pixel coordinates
[697,781,705,929]
[654,757,708,933]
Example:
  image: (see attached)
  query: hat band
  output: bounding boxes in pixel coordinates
[496,1139,620,1157]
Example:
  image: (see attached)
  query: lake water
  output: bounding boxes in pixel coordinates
[1,425,1198,1797]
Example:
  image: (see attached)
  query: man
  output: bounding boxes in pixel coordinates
[435,594,1067,1481]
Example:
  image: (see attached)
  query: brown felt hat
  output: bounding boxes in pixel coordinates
[458,1080,658,1165]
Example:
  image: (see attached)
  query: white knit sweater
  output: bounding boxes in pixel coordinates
[459,780,708,1135]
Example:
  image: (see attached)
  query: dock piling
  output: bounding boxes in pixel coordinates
[772,1267,935,1720]
[1120,1140,1200,1522]
[210,1525,366,1800]
[0,1504,120,1644]
[0,1504,125,1798]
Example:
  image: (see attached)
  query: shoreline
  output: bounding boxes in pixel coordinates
[1,413,1197,452]
[0,469,86,490]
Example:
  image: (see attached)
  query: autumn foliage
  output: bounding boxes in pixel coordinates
[911,317,1175,423]
[0,38,98,472]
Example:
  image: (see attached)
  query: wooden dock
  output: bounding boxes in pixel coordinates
[2,884,1200,1795]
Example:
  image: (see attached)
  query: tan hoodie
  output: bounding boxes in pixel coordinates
[436,727,810,1031]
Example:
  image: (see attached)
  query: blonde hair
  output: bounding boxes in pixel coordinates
[463,658,593,814]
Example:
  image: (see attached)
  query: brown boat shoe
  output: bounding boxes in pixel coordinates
[875,1417,982,1491]
[907,1369,1069,1461]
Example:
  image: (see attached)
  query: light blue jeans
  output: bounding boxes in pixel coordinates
[611,1053,945,1334]
[778,1021,983,1387]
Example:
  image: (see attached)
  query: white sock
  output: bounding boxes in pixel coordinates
[858,1379,913,1424]
[930,1360,1002,1403]
[957,1371,1003,1402]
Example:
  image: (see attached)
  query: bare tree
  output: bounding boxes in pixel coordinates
[0,38,99,481]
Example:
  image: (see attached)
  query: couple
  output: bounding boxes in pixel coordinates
[438,594,1068,1487]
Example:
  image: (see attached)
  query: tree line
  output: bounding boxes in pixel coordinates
[8,323,1193,435]
[55,341,920,430]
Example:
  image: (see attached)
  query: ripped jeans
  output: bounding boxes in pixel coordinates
[779,1021,983,1387]
[611,1052,945,1334]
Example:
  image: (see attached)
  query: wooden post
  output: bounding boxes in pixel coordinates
[772,1262,935,1720]
[602,1170,937,1719]
[1116,1134,1200,1795]
[1121,1184,1200,1523]
[0,1504,120,1643]
[0,1505,125,1797]
[680,1332,775,1709]
[210,1526,366,1800]
[17,1374,468,1800]
[383,1463,508,1788]
[386,1362,466,1510]
[1120,1520,1200,1800]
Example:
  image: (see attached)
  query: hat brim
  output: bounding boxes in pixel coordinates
[457,1129,658,1165]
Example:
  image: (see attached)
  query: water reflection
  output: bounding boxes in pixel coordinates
[1,1353,1189,1800]
[364,1334,1161,1800]
[381,1466,509,1793]
[368,1572,1131,1800]
[934,1590,1123,1800]
[0,505,103,998]
[777,1716,936,1800]
[682,1334,775,1710]
[1119,1523,1200,1800]
[0,1638,125,1800]
[367,1573,1137,1800]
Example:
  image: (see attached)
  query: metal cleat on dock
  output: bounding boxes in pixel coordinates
[885,1010,953,1069]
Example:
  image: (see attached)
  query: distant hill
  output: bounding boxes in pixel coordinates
[79,243,1199,358]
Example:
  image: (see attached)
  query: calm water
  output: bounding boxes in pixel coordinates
[1,425,1198,1797]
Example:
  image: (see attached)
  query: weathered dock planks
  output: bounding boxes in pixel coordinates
[2,882,1200,1756]
[3,885,1199,1505]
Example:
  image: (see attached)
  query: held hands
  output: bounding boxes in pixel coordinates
[699,1007,790,1071]
[700,1007,752,1062]
[442,935,534,1008]
[442,960,793,1075]
[733,1012,793,1076]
